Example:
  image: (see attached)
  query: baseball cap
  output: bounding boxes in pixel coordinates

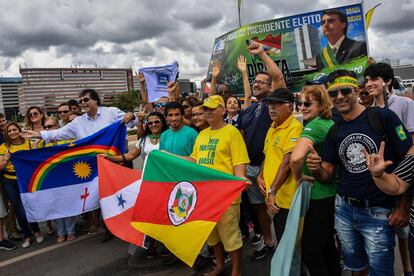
[202,95,225,109]
[264,88,295,103]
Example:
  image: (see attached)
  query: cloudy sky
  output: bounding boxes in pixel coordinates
[0,0,412,81]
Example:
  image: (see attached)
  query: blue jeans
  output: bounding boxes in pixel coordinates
[55,216,76,236]
[2,178,40,238]
[334,195,395,275]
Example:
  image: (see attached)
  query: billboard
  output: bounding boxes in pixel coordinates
[207,3,368,92]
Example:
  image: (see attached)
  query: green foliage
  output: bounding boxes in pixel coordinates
[111,90,142,112]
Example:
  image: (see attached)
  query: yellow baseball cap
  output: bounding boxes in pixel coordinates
[202,95,225,109]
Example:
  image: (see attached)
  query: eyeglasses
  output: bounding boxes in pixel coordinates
[155,102,167,108]
[191,112,204,117]
[253,80,271,85]
[296,100,316,108]
[58,110,70,114]
[328,87,353,98]
[79,97,90,104]
[44,124,57,130]
[29,112,39,117]
[147,120,161,126]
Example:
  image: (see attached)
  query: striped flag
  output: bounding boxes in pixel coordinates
[271,182,311,276]
[130,150,246,266]
[98,156,145,247]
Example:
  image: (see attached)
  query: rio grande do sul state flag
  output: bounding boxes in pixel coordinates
[131,150,246,266]
[98,156,145,247]
[12,122,126,222]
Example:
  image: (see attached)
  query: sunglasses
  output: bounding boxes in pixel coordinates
[44,124,57,130]
[328,87,353,98]
[58,110,70,114]
[359,92,369,97]
[79,97,90,104]
[147,120,161,126]
[29,112,39,117]
[296,100,316,108]
[155,102,167,108]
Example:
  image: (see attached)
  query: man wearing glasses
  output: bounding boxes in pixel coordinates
[23,88,137,143]
[239,41,287,260]
[306,69,412,275]
[57,103,71,127]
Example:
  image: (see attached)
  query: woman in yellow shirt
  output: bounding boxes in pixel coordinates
[0,122,44,248]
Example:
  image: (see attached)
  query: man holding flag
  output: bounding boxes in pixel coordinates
[184,95,250,276]
[23,88,137,241]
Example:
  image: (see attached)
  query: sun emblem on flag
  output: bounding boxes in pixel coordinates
[73,161,92,179]
[168,181,197,226]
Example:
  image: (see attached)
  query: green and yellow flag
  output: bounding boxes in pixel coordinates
[365,3,381,30]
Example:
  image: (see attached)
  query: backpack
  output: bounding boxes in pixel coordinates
[328,106,387,145]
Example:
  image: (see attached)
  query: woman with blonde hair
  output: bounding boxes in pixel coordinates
[290,85,341,275]
[24,106,46,131]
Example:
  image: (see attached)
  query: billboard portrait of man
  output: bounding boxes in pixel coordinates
[315,9,367,70]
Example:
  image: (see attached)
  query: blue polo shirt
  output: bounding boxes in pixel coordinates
[239,101,273,166]
[322,108,412,202]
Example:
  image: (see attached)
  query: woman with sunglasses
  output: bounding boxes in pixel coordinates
[290,85,341,275]
[0,123,44,248]
[35,117,77,243]
[102,112,168,164]
[24,106,46,132]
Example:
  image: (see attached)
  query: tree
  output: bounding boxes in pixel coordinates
[110,90,142,112]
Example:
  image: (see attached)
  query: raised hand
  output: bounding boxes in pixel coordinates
[306,144,321,172]
[247,41,264,55]
[137,72,145,83]
[211,61,221,78]
[363,141,393,177]
[236,55,247,73]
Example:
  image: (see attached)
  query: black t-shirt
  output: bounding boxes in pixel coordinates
[322,108,412,201]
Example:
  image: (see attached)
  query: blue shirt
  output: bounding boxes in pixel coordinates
[322,108,412,202]
[239,101,272,166]
[160,125,198,156]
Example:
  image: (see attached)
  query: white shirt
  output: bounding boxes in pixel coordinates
[41,106,137,143]
[329,35,345,55]
[135,136,159,161]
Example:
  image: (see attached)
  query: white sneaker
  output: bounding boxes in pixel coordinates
[36,236,44,244]
[22,239,31,248]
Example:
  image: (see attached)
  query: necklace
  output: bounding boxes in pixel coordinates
[149,134,160,143]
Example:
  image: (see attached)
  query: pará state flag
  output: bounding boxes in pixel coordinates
[130,150,246,266]
[138,61,179,103]
[98,156,145,247]
[12,121,126,223]
[271,181,311,276]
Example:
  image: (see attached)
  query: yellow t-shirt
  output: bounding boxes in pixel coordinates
[191,124,250,175]
[191,124,250,204]
[263,115,303,209]
[0,140,32,179]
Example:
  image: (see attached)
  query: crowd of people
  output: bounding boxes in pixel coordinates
[1,31,414,276]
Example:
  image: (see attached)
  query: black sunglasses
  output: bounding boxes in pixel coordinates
[44,124,57,129]
[29,112,39,117]
[58,110,70,114]
[147,120,161,126]
[296,100,315,108]
[328,87,353,98]
[79,97,90,104]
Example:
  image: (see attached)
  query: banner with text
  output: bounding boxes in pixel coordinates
[207,3,368,92]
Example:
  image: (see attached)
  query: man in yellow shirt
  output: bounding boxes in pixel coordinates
[257,88,303,243]
[187,95,250,276]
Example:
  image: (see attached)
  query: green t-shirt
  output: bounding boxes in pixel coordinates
[301,117,337,199]
[160,125,198,156]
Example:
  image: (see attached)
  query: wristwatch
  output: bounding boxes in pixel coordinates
[268,188,274,195]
